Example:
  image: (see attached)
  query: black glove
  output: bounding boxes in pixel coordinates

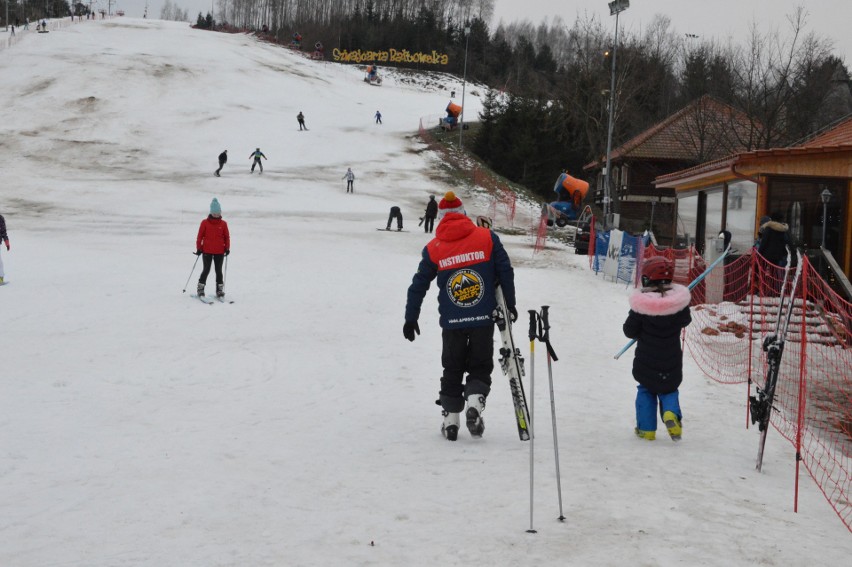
[194,249,203,256]
[224,249,230,256]
[403,321,420,342]
[508,306,518,322]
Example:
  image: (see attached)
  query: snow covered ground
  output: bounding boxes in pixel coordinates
[1,18,849,567]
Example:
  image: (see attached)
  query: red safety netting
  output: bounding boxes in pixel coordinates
[533,210,548,254]
[641,247,852,532]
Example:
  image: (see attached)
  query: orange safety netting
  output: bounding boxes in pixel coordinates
[642,247,852,533]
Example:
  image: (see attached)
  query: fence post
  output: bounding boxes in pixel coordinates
[793,256,809,513]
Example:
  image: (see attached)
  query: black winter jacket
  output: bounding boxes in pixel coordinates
[425,199,438,218]
[757,220,790,266]
[623,284,692,394]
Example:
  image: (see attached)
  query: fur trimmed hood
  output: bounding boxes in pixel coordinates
[760,220,789,233]
[629,283,691,316]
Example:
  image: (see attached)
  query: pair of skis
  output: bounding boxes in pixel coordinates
[191,294,233,305]
[751,247,801,471]
[494,285,532,441]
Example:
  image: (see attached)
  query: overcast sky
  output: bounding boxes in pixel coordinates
[491,0,850,63]
[106,0,850,63]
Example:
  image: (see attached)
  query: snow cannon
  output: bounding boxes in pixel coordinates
[441,101,462,129]
[553,172,589,208]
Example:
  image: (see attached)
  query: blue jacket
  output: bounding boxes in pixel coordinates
[405,213,515,329]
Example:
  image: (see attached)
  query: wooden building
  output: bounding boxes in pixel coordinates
[654,115,852,286]
[583,95,752,243]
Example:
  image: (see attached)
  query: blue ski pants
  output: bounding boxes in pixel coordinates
[635,385,681,431]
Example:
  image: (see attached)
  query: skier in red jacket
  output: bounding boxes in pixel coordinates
[195,198,230,298]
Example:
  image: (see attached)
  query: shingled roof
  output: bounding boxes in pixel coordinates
[584,95,753,170]
[797,114,852,148]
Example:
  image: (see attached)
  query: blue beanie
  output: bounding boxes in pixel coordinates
[210,198,221,215]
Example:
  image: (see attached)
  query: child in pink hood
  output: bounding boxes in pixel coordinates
[623,257,692,441]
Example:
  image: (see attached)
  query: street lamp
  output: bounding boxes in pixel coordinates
[459,24,471,150]
[603,0,629,228]
[820,188,833,248]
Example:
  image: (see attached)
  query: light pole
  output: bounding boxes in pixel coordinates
[820,188,833,248]
[603,0,629,228]
[459,24,471,150]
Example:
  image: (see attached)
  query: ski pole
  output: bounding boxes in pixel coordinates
[223,254,228,293]
[614,244,732,359]
[182,253,200,293]
[540,306,565,522]
[527,310,538,534]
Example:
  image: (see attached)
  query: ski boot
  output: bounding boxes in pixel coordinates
[197,282,205,297]
[216,283,225,298]
[441,410,460,441]
[466,394,485,438]
[634,428,656,441]
[662,411,682,441]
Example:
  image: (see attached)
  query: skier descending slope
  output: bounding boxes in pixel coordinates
[403,191,517,441]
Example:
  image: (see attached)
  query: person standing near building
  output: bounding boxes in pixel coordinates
[422,195,438,233]
[195,198,230,298]
[297,112,307,131]
[375,110,382,124]
[757,212,791,266]
[403,191,517,441]
[250,148,266,173]
[0,212,10,285]
[343,167,355,193]
[215,149,227,177]
[622,256,691,441]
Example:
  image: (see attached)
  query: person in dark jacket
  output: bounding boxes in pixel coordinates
[0,212,9,284]
[422,195,438,233]
[623,256,691,441]
[386,206,403,231]
[195,198,230,298]
[404,191,516,441]
[215,150,227,177]
[757,212,790,266]
[297,112,307,131]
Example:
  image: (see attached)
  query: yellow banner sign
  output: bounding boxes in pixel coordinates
[332,48,449,65]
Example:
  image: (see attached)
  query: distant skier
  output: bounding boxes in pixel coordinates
[214,149,227,177]
[343,167,355,193]
[403,191,517,441]
[297,111,307,131]
[250,148,267,173]
[195,198,230,298]
[291,32,302,49]
[386,206,403,231]
[622,256,691,441]
[375,110,382,124]
[0,212,10,285]
[422,195,437,233]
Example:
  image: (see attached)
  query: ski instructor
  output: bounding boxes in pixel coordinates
[403,191,516,442]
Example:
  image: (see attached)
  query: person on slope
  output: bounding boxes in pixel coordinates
[386,206,403,231]
[403,191,517,441]
[250,148,267,173]
[622,256,691,442]
[343,167,355,193]
[375,110,382,124]
[422,195,438,233]
[297,112,307,131]
[215,149,227,177]
[195,198,230,298]
[0,212,10,284]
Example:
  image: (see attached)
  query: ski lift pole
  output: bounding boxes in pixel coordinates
[526,310,538,534]
[613,245,732,359]
[539,306,565,521]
